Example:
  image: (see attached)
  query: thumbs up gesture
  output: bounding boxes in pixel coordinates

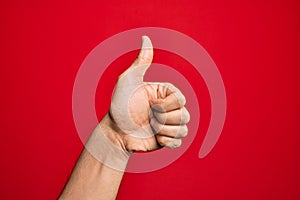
[60,36,192,199]
[84,36,191,171]
[107,36,190,152]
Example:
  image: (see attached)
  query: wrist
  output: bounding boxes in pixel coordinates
[99,114,128,153]
[85,114,131,171]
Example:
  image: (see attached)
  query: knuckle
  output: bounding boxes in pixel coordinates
[173,91,186,107]
[181,108,190,124]
[178,125,188,138]
[178,94,186,107]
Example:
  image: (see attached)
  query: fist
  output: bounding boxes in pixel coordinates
[109,36,190,152]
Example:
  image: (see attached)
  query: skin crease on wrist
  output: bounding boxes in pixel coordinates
[59,36,190,199]
[100,113,129,154]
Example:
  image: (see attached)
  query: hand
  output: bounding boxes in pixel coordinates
[60,36,190,199]
[105,36,190,152]
[60,36,191,199]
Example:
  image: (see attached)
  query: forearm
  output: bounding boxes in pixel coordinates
[60,115,130,200]
[60,149,126,200]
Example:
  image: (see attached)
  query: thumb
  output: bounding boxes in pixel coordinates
[119,36,153,84]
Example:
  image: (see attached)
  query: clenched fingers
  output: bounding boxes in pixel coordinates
[150,117,188,138]
[153,107,190,125]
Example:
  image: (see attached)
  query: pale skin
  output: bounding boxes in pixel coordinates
[59,36,190,200]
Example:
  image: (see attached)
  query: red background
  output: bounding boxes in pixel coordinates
[1,0,300,199]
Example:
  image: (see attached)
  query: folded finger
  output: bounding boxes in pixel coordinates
[156,135,182,149]
[151,83,186,112]
[153,107,190,125]
[150,117,188,138]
